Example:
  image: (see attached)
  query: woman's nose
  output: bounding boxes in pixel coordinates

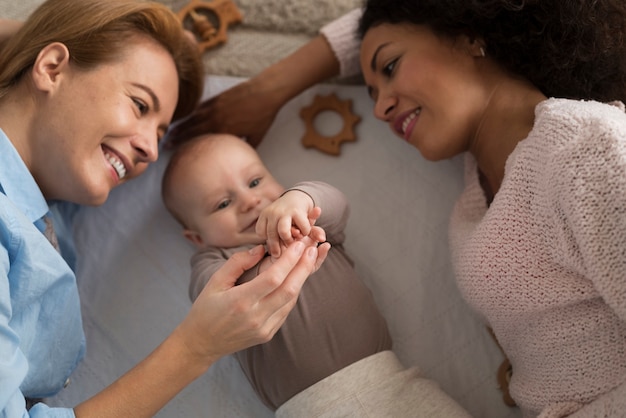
[131,126,160,163]
[373,92,396,121]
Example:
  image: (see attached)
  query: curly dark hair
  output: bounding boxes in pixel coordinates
[358,0,626,102]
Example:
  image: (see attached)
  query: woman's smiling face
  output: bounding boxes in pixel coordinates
[360,23,489,161]
[31,36,179,206]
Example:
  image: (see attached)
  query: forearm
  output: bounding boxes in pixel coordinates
[74,328,211,418]
[256,35,340,105]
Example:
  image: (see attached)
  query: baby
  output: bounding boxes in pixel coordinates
[161,133,392,410]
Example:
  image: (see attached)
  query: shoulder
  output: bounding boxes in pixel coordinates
[530,99,626,210]
[532,99,626,169]
[535,98,626,138]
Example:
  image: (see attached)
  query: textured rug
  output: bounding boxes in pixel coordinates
[0,0,361,76]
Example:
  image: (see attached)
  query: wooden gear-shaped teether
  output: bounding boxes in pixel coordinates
[300,93,361,156]
[178,0,243,52]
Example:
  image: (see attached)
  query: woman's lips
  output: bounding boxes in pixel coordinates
[395,108,421,141]
[104,152,127,180]
[102,145,129,181]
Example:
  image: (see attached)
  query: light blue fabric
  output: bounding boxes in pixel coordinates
[48,202,80,272]
[0,129,83,417]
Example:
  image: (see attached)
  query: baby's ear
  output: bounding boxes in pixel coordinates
[182,229,205,249]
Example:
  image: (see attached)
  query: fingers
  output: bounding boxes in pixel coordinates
[183,240,326,358]
[166,95,222,146]
[263,243,320,312]
[245,134,264,148]
[266,225,282,259]
[203,245,266,292]
[291,211,312,237]
[308,206,322,224]
[277,216,295,244]
[313,242,330,271]
[167,113,212,146]
[269,214,309,258]
[309,225,326,243]
[256,214,281,258]
[255,215,268,239]
[239,240,313,303]
[164,78,278,149]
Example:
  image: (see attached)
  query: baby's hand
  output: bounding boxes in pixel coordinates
[256,190,322,258]
[258,229,327,273]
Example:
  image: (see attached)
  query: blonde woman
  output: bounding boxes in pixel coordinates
[0,1,327,416]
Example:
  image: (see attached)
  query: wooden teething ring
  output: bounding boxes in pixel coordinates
[177,0,243,52]
[300,93,361,156]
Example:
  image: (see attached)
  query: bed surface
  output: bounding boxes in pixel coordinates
[45,76,522,418]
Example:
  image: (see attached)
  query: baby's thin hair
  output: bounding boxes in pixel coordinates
[161,134,221,227]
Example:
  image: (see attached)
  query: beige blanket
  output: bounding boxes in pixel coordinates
[1,0,360,76]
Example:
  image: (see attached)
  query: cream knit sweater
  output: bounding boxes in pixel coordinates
[322,10,626,417]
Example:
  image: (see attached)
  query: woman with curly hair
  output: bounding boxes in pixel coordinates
[173,1,626,416]
[358,1,626,415]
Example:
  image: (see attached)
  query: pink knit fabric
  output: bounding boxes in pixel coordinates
[449,98,626,417]
[319,8,362,78]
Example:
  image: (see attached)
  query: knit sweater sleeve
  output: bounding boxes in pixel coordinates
[319,8,362,78]
[538,379,626,417]
[549,112,626,323]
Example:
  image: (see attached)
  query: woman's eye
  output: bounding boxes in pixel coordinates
[249,178,261,188]
[133,98,149,115]
[382,58,398,77]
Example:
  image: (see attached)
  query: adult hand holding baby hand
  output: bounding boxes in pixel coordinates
[256,190,325,258]
[175,240,328,366]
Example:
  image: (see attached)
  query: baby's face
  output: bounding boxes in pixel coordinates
[181,136,284,249]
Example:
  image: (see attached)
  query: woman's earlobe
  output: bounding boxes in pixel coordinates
[473,41,487,58]
[465,35,486,58]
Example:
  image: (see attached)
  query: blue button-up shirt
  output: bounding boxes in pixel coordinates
[0,129,84,417]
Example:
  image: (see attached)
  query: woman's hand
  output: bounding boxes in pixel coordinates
[167,73,287,148]
[166,35,341,148]
[177,240,329,364]
[74,240,329,418]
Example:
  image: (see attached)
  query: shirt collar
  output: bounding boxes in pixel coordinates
[0,128,49,222]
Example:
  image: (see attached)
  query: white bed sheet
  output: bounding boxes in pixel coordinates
[48,76,522,418]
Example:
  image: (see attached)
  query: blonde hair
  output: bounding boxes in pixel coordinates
[0,0,203,120]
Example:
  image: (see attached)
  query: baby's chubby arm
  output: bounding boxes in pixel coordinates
[256,189,326,259]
